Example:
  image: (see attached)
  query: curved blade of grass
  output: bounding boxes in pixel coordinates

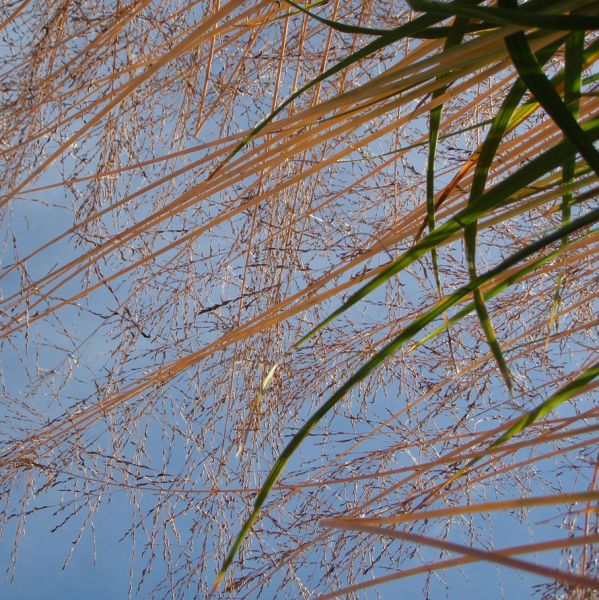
[486,361,599,449]
[427,14,471,285]
[283,0,496,38]
[462,39,564,394]
[562,31,585,226]
[443,359,599,490]
[462,40,560,393]
[408,0,599,30]
[293,118,599,349]
[548,31,586,343]
[208,11,444,178]
[212,206,599,591]
[280,2,497,38]
[283,0,391,35]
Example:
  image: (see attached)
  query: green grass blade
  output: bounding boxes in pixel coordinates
[283,0,391,35]
[488,361,599,449]
[415,23,498,38]
[471,286,514,393]
[562,31,585,230]
[462,40,563,394]
[502,26,599,176]
[279,2,497,38]
[408,0,599,30]
[549,31,586,340]
[427,15,472,294]
[214,207,599,590]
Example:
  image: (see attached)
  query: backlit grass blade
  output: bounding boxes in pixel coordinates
[548,31,586,343]
[484,361,599,450]
[427,15,471,293]
[469,287,513,392]
[462,39,564,394]
[213,207,599,590]
[563,31,585,225]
